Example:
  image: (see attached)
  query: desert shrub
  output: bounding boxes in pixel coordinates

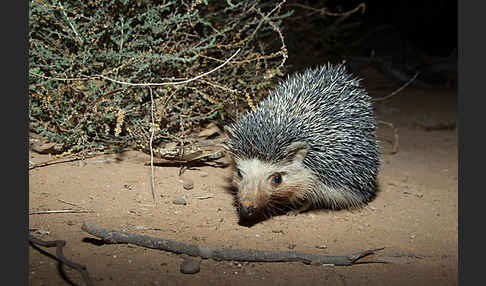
[29,0,290,153]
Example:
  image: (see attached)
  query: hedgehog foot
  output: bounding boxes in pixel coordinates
[286,200,312,216]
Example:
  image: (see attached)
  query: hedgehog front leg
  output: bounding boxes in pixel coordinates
[286,199,312,216]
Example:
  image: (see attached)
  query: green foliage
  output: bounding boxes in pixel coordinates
[29,0,288,152]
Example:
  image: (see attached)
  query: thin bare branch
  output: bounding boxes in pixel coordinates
[94,48,241,87]
[373,72,419,102]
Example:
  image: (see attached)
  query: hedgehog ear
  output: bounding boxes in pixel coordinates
[284,142,308,163]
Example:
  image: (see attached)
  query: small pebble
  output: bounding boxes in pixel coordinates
[173,197,187,205]
[180,258,200,274]
[181,179,194,190]
[76,161,87,167]
[316,245,327,249]
[199,171,209,177]
[33,229,50,236]
[288,244,296,249]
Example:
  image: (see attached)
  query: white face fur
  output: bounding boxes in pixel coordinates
[232,142,317,213]
[230,141,366,213]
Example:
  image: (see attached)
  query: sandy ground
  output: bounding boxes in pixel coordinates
[28,66,457,286]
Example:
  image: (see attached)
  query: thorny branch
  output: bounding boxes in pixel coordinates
[287,2,366,17]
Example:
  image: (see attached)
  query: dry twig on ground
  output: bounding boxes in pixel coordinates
[377,120,400,154]
[82,221,384,266]
[29,234,93,286]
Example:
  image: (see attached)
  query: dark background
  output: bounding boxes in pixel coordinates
[363,0,457,57]
[279,0,457,91]
[283,0,457,73]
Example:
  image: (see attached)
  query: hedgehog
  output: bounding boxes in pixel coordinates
[223,64,380,222]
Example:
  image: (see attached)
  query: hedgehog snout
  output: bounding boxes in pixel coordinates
[238,203,257,218]
[237,179,269,218]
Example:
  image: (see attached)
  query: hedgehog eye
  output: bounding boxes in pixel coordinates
[270,173,282,186]
[236,168,243,178]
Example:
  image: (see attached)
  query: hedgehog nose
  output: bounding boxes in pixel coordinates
[239,204,256,218]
